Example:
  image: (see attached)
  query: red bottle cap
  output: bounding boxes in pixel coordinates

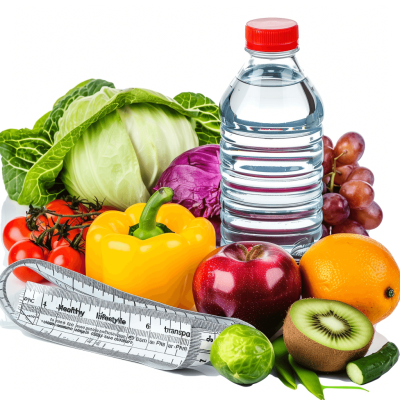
[245,18,299,52]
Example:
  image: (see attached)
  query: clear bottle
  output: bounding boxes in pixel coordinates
[219,18,324,259]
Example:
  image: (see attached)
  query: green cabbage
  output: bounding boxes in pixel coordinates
[0,79,221,207]
[55,87,199,209]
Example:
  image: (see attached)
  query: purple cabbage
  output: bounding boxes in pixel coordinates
[154,144,221,244]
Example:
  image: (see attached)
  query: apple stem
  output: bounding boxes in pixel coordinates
[236,244,248,261]
[234,244,265,261]
[246,245,264,261]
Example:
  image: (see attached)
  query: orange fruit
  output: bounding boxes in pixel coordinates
[299,234,400,325]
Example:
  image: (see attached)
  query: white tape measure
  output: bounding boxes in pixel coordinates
[0,259,251,370]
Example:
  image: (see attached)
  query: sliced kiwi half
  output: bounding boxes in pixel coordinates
[283,298,374,372]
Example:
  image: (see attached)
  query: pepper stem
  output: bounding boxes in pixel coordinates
[133,187,174,240]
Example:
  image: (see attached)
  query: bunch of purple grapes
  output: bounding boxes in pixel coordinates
[321,132,383,238]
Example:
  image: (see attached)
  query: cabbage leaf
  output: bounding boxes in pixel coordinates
[43,79,115,144]
[174,92,220,145]
[0,127,54,201]
[60,110,149,210]
[0,79,114,203]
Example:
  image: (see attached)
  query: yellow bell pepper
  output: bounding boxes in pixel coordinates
[86,190,215,310]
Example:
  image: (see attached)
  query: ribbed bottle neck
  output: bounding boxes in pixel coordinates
[245,47,299,59]
[237,47,306,86]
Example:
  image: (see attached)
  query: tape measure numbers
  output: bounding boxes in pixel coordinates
[0,259,251,370]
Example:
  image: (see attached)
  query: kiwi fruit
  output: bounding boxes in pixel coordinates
[283,298,374,372]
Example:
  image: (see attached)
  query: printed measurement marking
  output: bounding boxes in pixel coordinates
[0,259,250,371]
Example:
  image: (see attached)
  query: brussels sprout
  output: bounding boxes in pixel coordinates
[210,324,275,385]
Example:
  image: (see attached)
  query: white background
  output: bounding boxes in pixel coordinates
[0,1,399,399]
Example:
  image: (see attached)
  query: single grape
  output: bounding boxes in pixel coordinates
[322,175,331,185]
[322,193,350,225]
[350,201,383,230]
[322,182,327,194]
[323,146,334,175]
[332,219,369,236]
[334,132,365,165]
[334,164,354,185]
[346,167,374,186]
[322,135,333,148]
[321,223,330,238]
[339,180,374,210]
[337,161,360,172]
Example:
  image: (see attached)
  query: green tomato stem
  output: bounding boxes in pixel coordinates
[133,187,174,240]
[45,210,102,218]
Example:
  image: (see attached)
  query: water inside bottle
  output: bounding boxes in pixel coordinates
[219,59,324,259]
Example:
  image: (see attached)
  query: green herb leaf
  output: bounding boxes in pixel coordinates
[288,354,367,399]
[289,355,325,400]
[174,92,221,145]
[272,336,297,390]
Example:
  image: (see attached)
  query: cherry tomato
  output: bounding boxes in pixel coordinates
[3,217,33,250]
[51,226,89,249]
[30,229,51,250]
[71,202,89,224]
[25,213,50,231]
[80,252,86,275]
[47,246,85,274]
[46,199,85,227]
[34,214,50,231]
[42,247,50,258]
[67,201,89,214]
[81,221,92,238]
[65,198,89,222]
[51,232,75,249]
[77,203,89,214]
[8,240,47,283]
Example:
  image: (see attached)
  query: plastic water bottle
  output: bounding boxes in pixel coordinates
[219,18,324,259]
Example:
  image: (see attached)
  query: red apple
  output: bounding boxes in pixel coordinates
[192,242,302,338]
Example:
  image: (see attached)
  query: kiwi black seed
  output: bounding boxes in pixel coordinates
[283,298,374,372]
